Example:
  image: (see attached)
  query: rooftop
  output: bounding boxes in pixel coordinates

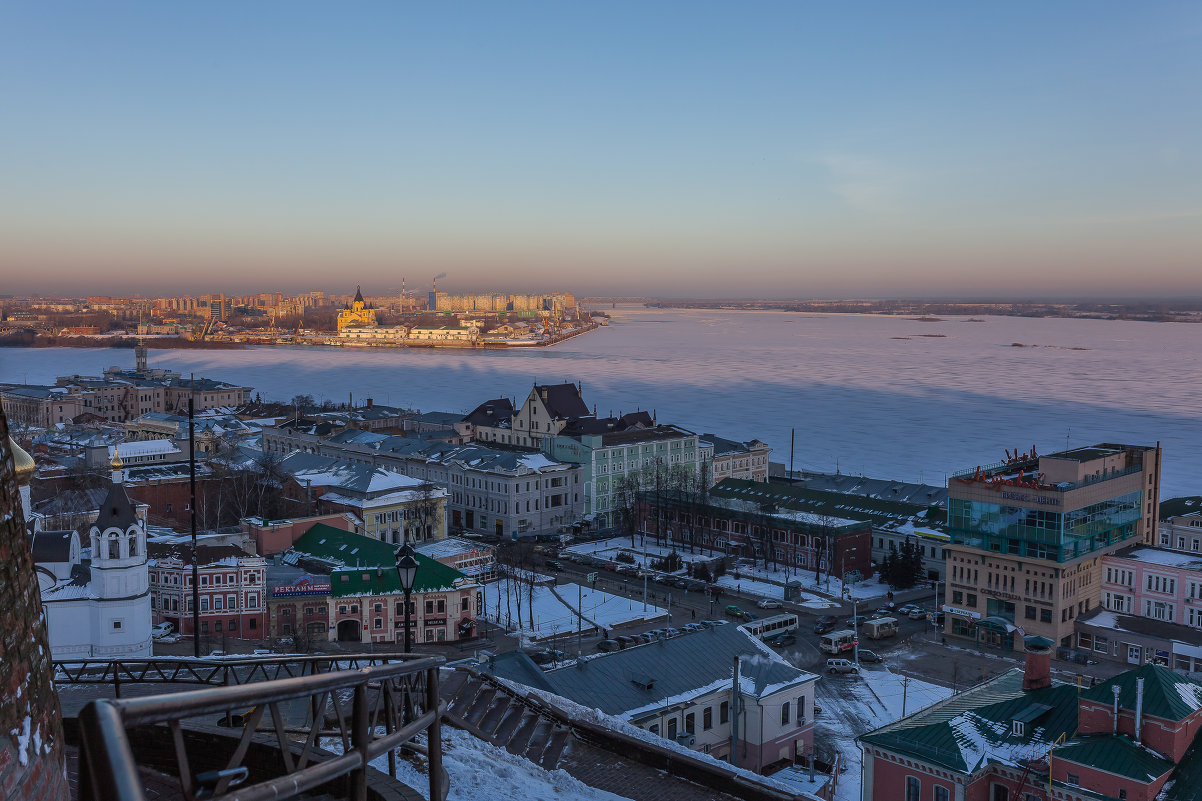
[486,624,816,719]
[858,668,1079,773]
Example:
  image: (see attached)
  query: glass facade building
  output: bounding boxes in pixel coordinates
[949,491,1142,563]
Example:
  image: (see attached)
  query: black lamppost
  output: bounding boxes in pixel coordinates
[395,544,419,654]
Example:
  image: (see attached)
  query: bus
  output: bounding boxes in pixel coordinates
[819,629,859,654]
[741,613,799,642]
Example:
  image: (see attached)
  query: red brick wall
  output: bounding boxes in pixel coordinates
[0,412,70,800]
[864,750,958,801]
[1079,700,1202,763]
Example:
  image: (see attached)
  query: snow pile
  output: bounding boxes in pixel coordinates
[370,728,633,801]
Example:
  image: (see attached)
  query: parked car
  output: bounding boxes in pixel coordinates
[769,635,797,648]
[725,604,745,618]
[682,623,706,633]
[701,619,728,627]
[756,599,783,609]
[905,606,928,620]
[544,559,564,571]
[826,658,859,675]
[867,610,891,620]
[857,649,883,663]
[524,648,565,665]
[846,615,870,628]
[616,635,639,649]
[897,603,921,616]
[813,615,839,634]
[151,622,175,640]
[596,639,620,652]
[662,627,682,638]
[655,574,677,586]
[741,612,759,622]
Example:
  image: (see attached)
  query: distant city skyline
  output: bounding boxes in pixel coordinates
[2,2,1199,298]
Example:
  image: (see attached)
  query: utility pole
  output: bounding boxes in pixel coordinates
[788,428,795,484]
[188,377,200,657]
[643,571,648,612]
[577,582,583,656]
[902,676,910,717]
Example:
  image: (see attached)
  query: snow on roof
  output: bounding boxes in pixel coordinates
[110,440,181,458]
[1118,547,1202,571]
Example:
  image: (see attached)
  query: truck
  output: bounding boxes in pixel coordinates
[862,616,899,640]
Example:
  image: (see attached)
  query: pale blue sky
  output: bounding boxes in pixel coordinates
[2,2,1199,298]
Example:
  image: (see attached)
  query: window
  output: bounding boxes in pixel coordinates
[685,713,695,733]
[797,695,806,723]
[1012,720,1025,736]
[1024,605,1036,620]
[720,701,729,724]
[781,702,790,725]
[935,788,949,801]
[112,620,122,630]
[1066,773,1079,786]
[703,707,713,730]
[1040,609,1052,623]
[952,591,963,604]
[906,776,920,801]
[426,600,434,614]
[667,718,677,739]
[649,724,659,735]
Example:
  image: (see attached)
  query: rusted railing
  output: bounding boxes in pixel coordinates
[76,655,445,801]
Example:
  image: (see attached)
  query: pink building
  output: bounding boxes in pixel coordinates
[149,543,268,639]
[1075,546,1202,670]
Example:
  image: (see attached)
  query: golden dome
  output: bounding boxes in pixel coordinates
[110,450,124,470]
[8,435,35,486]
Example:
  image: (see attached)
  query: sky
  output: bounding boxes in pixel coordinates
[1,2,1200,299]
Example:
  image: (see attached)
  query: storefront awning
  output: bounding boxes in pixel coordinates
[976,616,1017,633]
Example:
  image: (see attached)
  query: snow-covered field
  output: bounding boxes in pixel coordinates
[816,666,953,801]
[482,581,666,640]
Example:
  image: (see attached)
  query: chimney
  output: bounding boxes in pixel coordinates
[1112,685,1122,734]
[1021,635,1052,690]
[1135,677,1145,744]
[366,398,373,408]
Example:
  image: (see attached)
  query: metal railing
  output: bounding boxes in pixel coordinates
[77,655,446,801]
[55,654,412,696]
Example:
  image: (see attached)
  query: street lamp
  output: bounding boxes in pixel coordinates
[395,544,419,654]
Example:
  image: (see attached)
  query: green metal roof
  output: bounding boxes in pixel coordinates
[859,669,1079,774]
[1080,663,1202,723]
[1161,496,1202,520]
[1162,738,1202,801]
[1054,735,1175,783]
[711,478,946,533]
[288,523,470,596]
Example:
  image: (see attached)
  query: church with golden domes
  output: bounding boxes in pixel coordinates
[337,285,378,331]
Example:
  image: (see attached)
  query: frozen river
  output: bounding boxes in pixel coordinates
[3,307,1200,497]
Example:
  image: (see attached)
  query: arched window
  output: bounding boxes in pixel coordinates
[127,534,139,558]
[108,534,121,560]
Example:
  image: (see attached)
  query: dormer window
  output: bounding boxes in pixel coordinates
[1012,720,1025,737]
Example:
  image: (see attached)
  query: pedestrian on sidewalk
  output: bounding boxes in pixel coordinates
[691,608,696,620]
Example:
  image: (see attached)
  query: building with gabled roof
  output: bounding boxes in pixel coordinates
[273,523,481,645]
[859,637,1202,801]
[481,622,818,774]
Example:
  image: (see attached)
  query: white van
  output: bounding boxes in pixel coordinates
[826,658,859,674]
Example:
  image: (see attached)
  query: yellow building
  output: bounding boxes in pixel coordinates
[337,286,377,331]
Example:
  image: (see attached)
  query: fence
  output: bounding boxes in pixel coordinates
[75,654,445,801]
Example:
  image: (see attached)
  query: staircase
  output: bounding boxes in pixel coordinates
[439,670,573,771]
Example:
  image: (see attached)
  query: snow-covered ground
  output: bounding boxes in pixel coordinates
[354,728,631,801]
[564,537,852,610]
[816,666,953,801]
[482,581,666,640]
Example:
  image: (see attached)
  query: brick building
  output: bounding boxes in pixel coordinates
[148,543,268,639]
[859,636,1202,801]
[639,479,875,581]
